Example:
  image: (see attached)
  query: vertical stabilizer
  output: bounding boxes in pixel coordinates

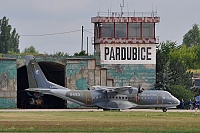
[25,55,49,88]
[25,55,67,90]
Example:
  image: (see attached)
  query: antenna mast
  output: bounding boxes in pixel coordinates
[120,0,124,17]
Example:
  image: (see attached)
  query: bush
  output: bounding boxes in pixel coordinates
[169,85,195,108]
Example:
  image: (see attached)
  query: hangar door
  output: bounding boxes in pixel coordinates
[17,61,66,109]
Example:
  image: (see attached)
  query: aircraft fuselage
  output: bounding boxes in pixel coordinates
[60,89,180,110]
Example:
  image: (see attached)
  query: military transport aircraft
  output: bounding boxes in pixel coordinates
[25,55,180,112]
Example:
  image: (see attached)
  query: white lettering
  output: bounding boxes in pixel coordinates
[104,47,151,61]
[101,44,156,64]
[69,93,81,97]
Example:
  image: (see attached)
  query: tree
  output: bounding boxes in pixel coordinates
[156,61,173,91]
[156,41,193,90]
[170,85,195,108]
[0,16,20,54]
[156,41,176,91]
[183,24,200,47]
[169,44,196,69]
[156,41,177,82]
[169,56,193,88]
[22,46,39,54]
[10,28,20,53]
[73,50,87,56]
[193,45,200,68]
[52,52,69,57]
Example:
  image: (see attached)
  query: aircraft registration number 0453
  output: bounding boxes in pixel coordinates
[70,92,81,97]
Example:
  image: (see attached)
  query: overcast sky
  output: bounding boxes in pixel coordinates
[1,0,200,55]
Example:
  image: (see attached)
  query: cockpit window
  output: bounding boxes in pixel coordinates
[163,92,172,98]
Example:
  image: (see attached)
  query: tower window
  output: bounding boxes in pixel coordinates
[128,23,140,38]
[115,23,127,38]
[142,23,154,38]
[101,23,114,38]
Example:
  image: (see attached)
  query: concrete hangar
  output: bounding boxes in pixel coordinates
[0,11,160,109]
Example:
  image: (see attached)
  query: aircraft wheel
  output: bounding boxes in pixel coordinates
[103,108,109,111]
[162,108,167,112]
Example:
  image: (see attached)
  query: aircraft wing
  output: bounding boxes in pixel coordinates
[93,86,132,93]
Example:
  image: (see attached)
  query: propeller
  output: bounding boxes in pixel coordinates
[138,83,143,93]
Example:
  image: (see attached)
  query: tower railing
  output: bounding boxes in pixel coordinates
[97,11,157,18]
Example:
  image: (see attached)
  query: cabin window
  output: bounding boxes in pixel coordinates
[119,97,121,99]
[116,97,118,99]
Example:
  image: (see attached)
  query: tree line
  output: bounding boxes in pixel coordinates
[156,24,200,105]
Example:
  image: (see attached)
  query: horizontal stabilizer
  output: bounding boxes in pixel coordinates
[25,88,52,93]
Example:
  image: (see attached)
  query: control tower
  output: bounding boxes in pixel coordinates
[91,11,160,88]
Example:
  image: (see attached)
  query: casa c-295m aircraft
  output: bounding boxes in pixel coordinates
[25,55,180,112]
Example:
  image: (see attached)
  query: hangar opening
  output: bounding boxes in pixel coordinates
[17,61,66,109]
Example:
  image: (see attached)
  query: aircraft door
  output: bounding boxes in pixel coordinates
[156,95,163,104]
[84,91,93,105]
[129,94,139,103]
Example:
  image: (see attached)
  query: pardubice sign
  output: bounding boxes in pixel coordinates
[100,44,156,64]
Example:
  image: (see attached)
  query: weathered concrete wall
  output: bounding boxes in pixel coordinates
[0,58,17,108]
[65,58,98,108]
[66,58,97,90]
[102,64,156,89]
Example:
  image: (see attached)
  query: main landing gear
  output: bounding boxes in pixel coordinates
[162,108,167,112]
[103,108,120,111]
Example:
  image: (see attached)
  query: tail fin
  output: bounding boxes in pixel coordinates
[25,55,66,89]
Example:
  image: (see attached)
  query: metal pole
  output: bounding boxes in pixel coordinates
[87,37,88,55]
[81,26,84,51]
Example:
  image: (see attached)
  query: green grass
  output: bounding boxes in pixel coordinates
[0,111,200,132]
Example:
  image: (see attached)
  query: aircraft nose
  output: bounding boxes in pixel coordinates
[175,97,180,105]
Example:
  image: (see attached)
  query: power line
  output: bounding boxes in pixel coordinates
[84,29,93,34]
[20,29,81,37]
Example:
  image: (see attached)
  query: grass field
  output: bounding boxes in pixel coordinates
[0,111,200,132]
